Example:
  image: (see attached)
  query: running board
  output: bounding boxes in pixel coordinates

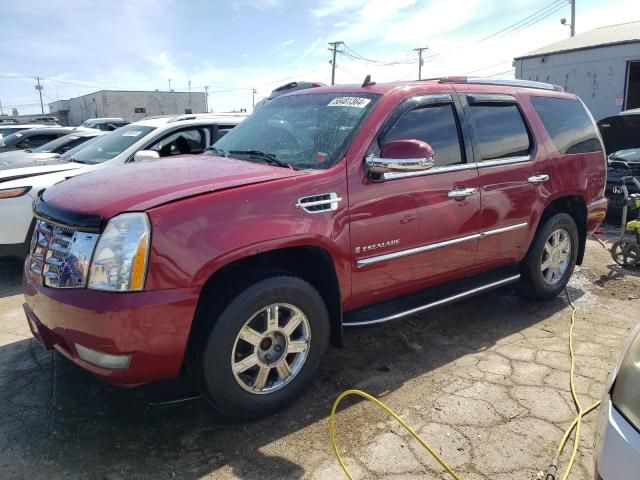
[343,267,520,327]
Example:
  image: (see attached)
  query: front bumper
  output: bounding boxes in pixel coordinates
[595,398,640,480]
[23,260,200,386]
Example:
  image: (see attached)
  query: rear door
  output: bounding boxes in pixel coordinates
[459,90,549,268]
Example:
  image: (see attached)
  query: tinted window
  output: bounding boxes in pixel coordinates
[531,96,602,154]
[597,114,640,154]
[21,134,60,148]
[34,134,94,153]
[468,104,531,160]
[383,104,463,167]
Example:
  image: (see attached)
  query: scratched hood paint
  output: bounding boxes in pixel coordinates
[42,154,306,218]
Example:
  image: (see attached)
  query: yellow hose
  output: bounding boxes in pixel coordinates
[328,290,601,480]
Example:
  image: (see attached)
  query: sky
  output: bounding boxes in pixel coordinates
[0,0,638,114]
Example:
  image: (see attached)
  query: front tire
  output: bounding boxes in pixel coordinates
[516,213,579,300]
[196,276,329,419]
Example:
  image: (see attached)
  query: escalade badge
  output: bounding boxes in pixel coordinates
[355,239,400,254]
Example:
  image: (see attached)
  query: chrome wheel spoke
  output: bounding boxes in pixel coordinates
[233,353,259,373]
[288,340,308,354]
[283,314,303,336]
[275,360,292,380]
[239,327,262,346]
[541,258,552,271]
[551,230,561,246]
[544,243,553,255]
[254,365,270,391]
[266,305,279,331]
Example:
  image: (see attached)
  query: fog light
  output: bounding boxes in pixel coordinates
[75,343,131,370]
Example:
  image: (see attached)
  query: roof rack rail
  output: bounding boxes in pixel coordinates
[438,77,564,92]
[166,112,249,123]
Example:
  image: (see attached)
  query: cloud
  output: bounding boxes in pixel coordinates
[230,0,281,11]
[280,38,296,48]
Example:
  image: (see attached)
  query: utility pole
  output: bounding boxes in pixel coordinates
[570,0,575,36]
[204,86,210,112]
[168,78,172,92]
[0,99,3,116]
[414,47,429,80]
[328,41,344,86]
[35,76,44,114]
[188,77,192,106]
[252,88,257,108]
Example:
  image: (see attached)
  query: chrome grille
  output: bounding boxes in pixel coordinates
[29,219,100,288]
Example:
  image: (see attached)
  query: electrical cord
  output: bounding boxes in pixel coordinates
[329,288,601,480]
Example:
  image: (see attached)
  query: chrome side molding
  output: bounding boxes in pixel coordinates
[357,222,528,268]
[344,274,521,326]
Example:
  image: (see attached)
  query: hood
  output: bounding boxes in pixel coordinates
[42,154,307,219]
[0,160,82,182]
[0,151,64,167]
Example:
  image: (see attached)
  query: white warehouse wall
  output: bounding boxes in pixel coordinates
[515,42,640,121]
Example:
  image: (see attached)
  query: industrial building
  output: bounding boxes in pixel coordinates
[48,90,206,126]
[514,21,640,121]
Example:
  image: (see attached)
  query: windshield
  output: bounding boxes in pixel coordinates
[0,130,29,147]
[33,134,90,153]
[69,124,155,164]
[610,148,640,163]
[0,127,22,139]
[598,115,640,154]
[209,92,380,169]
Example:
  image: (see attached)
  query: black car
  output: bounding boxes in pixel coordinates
[0,127,78,153]
[597,110,640,217]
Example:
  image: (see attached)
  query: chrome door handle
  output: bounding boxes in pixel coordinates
[447,187,477,198]
[528,174,550,184]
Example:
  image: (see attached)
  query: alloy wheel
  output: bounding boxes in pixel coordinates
[231,303,311,394]
[541,228,571,285]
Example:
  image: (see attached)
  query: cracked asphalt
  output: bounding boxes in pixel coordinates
[1,230,639,479]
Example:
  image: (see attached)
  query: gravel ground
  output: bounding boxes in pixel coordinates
[1,231,639,480]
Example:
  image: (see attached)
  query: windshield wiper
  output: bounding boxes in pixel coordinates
[67,157,87,164]
[204,146,228,157]
[228,150,291,169]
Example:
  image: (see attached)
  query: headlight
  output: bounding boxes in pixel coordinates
[88,213,151,292]
[0,186,31,199]
[611,326,640,431]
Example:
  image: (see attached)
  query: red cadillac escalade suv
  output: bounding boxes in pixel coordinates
[23,78,607,419]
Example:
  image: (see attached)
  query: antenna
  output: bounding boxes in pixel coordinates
[362,75,376,88]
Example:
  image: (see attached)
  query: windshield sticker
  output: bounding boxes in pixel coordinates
[15,132,23,137]
[122,130,143,137]
[328,97,371,108]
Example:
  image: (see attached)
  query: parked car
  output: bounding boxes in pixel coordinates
[29,116,60,125]
[22,78,607,419]
[598,110,640,217]
[253,81,325,110]
[0,127,81,153]
[79,117,129,131]
[0,130,105,167]
[594,322,640,480]
[0,124,47,141]
[0,113,246,259]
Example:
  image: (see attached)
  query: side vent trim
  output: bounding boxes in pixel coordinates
[295,192,342,213]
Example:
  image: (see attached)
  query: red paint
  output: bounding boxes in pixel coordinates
[24,80,607,386]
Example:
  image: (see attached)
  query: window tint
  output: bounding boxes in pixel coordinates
[23,134,59,148]
[531,96,602,154]
[383,104,463,167]
[150,128,205,156]
[468,104,531,161]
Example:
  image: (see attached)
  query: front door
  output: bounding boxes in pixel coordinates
[348,93,481,310]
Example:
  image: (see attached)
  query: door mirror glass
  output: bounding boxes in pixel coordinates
[366,139,435,177]
[133,150,160,162]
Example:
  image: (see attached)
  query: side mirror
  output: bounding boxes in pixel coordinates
[133,150,160,162]
[365,139,435,178]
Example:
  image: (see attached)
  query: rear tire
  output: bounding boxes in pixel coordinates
[516,213,579,300]
[196,276,329,420]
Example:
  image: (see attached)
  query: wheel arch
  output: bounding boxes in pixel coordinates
[185,245,343,375]
[536,194,587,265]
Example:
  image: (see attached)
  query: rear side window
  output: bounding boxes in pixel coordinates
[383,104,463,167]
[530,96,602,154]
[468,104,531,161]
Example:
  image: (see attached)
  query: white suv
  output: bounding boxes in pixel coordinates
[0,113,246,258]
